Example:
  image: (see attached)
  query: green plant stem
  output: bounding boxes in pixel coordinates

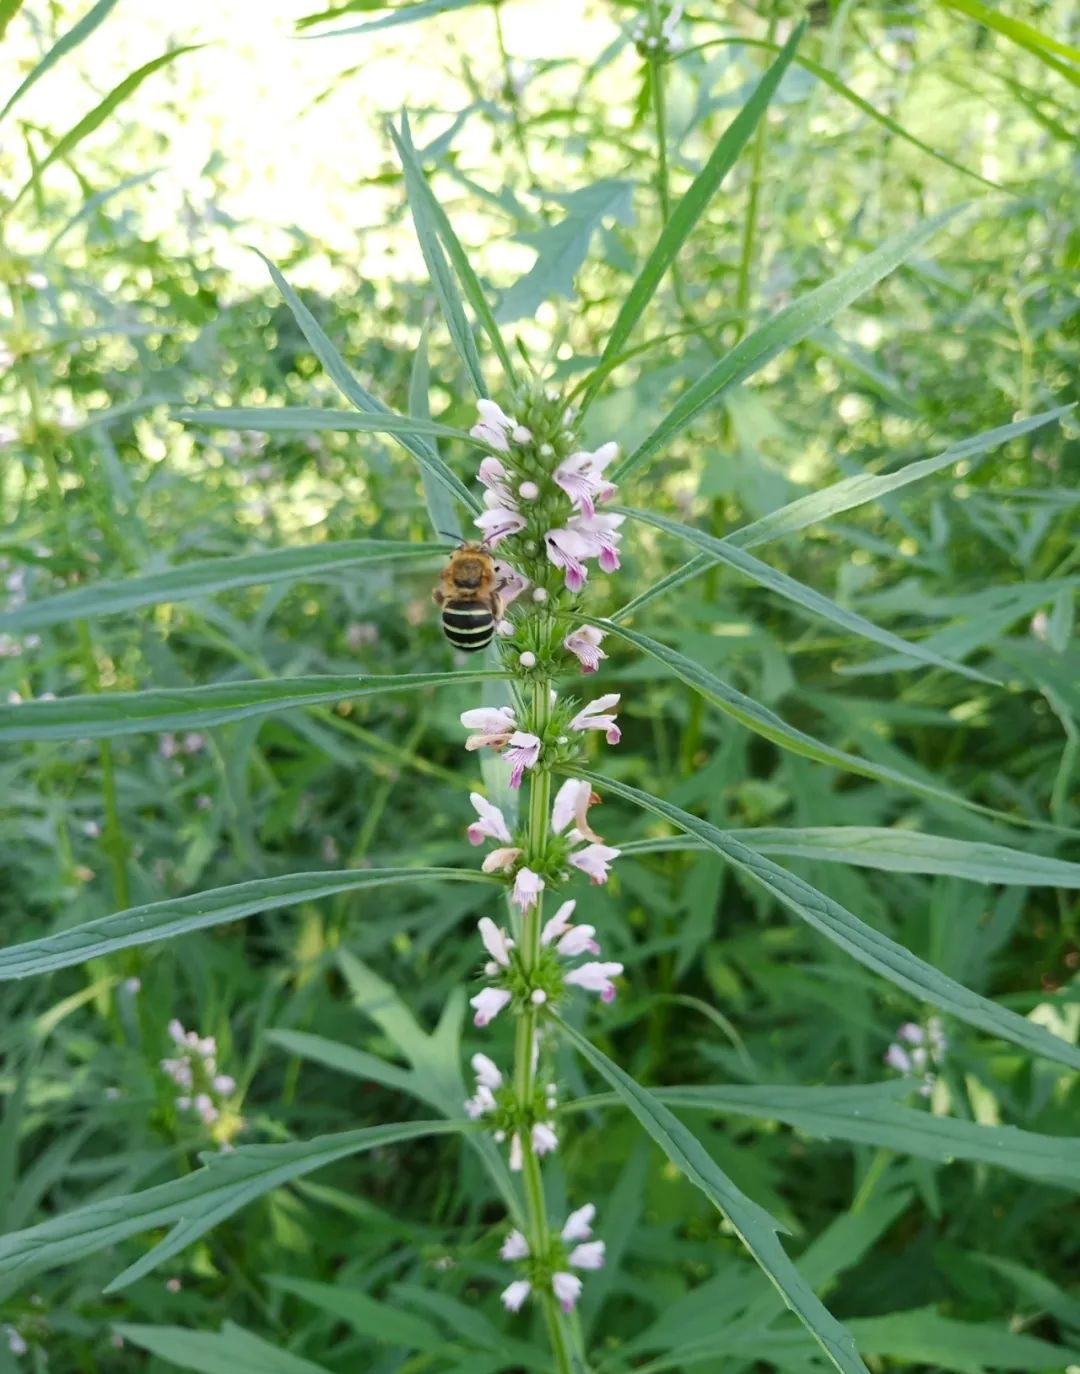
[511,676,572,1374]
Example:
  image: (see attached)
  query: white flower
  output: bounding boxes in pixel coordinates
[472,1053,502,1090]
[884,1043,912,1073]
[532,1122,558,1156]
[481,845,523,873]
[553,924,600,957]
[464,1083,496,1119]
[897,1022,924,1044]
[552,1271,582,1313]
[569,843,621,885]
[501,1229,530,1261]
[504,731,542,789]
[540,899,577,945]
[544,526,590,592]
[553,442,618,517]
[564,961,623,1002]
[562,1203,595,1242]
[467,793,512,846]
[512,866,545,913]
[570,694,621,744]
[550,777,604,843]
[471,399,516,452]
[564,624,608,673]
[569,1240,605,1270]
[508,1131,523,1171]
[212,1074,235,1094]
[477,455,514,504]
[461,706,517,751]
[478,917,512,968]
[501,1278,532,1312]
[470,987,512,1027]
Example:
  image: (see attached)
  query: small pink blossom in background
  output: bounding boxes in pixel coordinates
[565,961,623,1002]
[470,987,511,1028]
[511,866,545,912]
[467,793,512,846]
[570,694,621,744]
[569,842,621,885]
[564,624,607,673]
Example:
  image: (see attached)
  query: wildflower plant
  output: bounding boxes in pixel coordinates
[0,11,1079,1374]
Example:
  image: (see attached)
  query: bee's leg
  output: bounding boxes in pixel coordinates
[432,588,446,606]
[492,592,505,621]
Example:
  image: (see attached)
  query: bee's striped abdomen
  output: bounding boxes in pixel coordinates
[442,599,495,652]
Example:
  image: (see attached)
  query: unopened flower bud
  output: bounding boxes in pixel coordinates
[531,988,547,1005]
[519,480,540,500]
[519,651,537,668]
[532,588,548,603]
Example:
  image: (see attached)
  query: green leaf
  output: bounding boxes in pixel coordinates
[940,0,1080,85]
[391,116,485,397]
[0,669,507,743]
[13,46,202,206]
[497,180,635,324]
[583,24,804,408]
[578,770,1080,1072]
[612,205,964,483]
[555,1017,871,1374]
[0,0,121,123]
[621,826,1080,887]
[180,406,476,442]
[0,1120,466,1297]
[0,868,494,980]
[255,252,479,513]
[586,1081,1080,1191]
[115,1322,333,1374]
[411,325,464,541]
[298,0,483,37]
[613,507,997,685]
[0,0,25,41]
[614,407,1072,622]
[846,1308,1080,1372]
[267,1276,446,1352]
[591,620,1013,824]
[0,540,442,632]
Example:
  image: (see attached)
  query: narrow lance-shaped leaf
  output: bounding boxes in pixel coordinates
[0,669,509,744]
[612,407,1072,622]
[411,325,464,541]
[580,24,804,411]
[13,46,203,206]
[612,507,998,686]
[180,406,478,442]
[392,116,485,397]
[556,1017,871,1374]
[0,0,121,123]
[578,769,1080,1073]
[0,540,443,632]
[619,826,1080,887]
[0,868,497,980]
[591,618,1053,832]
[0,1120,467,1297]
[255,251,479,513]
[612,205,965,484]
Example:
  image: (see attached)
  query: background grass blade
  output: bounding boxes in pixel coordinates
[612,206,964,484]
[614,507,997,685]
[619,826,1080,886]
[115,1322,333,1374]
[581,24,804,410]
[256,252,479,512]
[391,116,485,397]
[578,770,1080,1072]
[0,0,121,122]
[180,406,477,442]
[0,1121,466,1297]
[0,868,495,979]
[0,670,508,743]
[0,540,442,632]
[556,1018,872,1374]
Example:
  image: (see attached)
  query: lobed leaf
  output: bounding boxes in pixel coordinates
[578,770,1080,1072]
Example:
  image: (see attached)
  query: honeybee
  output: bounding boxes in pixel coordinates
[432,542,505,652]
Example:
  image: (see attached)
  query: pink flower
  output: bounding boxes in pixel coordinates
[508,1131,523,1171]
[477,455,514,504]
[471,399,516,452]
[552,1272,582,1313]
[553,924,600,957]
[478,917,512,968]
[512,867,545,913]
[569,511,623,573]
[569,842,620,885]
[461,706,517,751]
[568,1241,605,1270]
[501,1230,530,1261]
[564,961,623,1002]
[553,442,618,517]
[544,527,590,592]
[475,505,526,547]
[540,899,577,945]
[501,1279,532,1312]
[470,987,512,1027]
[562,1204,595,1242]
[564,624,607,673]
[898,1022,924,1044]
[467,793,512,846]
[481,846,523,873]
[570,694,621,745]
[495,563,529,607]
[884,1043,912,1073]
[464,1083,497,1118]
[472,1052,502,1089]
[550,778,604,842]
[504,731,542,788]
